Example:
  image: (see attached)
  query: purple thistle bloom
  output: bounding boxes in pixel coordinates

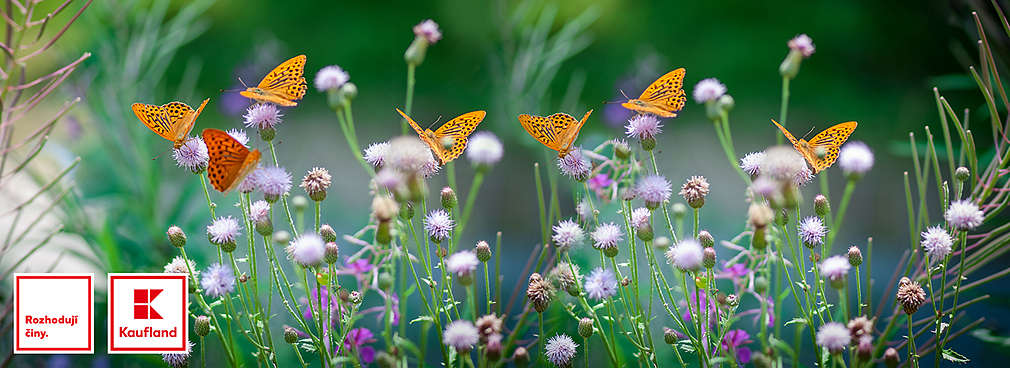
[161,341,194,368]
[921,225,953,258]
[446,251,479,278]
[719,263,751,279]
[552,219,585,250]
[201,263,235,298]
[630,207,651,230]
[819,255,851,287]
[693,78,727,103]
[721,329,753,364]
[413,19,442,44]
[314,65,350,92]
[424,209,454,242]
[286,233,326,267]
[666,238,704,272]
[207,216,241,245]
[838,141,874,176]
[466,131,504,166]
[816,322,850,353]
[173,137,208,173]
[740,151,764,176]
[798,216,827,246]
[363,142,390,167]
[226,129,249,146]
[635,175,672,208]
[249,200,270,225]
[625,114,663,140]
[257,167,292,197]
[789,34,816,57]
[584,267,618,300]
[443,320,479,352]
[945,199,984,230]
[302,287,340,320]
[243,103,283,130]
[557,149,591,181]
[545,334,579,367]
[591,222,623,250]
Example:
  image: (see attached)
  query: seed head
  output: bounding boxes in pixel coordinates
[526,273,554,313]
[679,175,710,208]
[896,277,926,315]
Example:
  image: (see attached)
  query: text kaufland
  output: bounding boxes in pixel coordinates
[23,314,79,340]
[118,326,178,338]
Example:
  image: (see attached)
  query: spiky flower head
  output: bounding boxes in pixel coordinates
[798,216,827,247]
[847,246,863,267]
[549,262,581,296]
[583,267,618,300]
[896,277,926,315]
[847,316,875,343]
[816,322,850,354]
[424,209,454,243]
[788,34,816,57]
[545,334,579,367]
[164,256,198,285]
[466,131,504,167]
[440,187,457,209]
[578,317,594,338]
[921,225,953,259]
[557,149,591,181]
[161,340,194,368]
[625,114,663,141]
[446,250,479,284]
[243,103,283,130]
[475,240,492,262]
[630,207,652,230]
[819,255,851,288]
[207,216,241,248]
[387,136,436,174]
[225,129,249,147]
[838,142,874,178]
[201,263,235,298]
[173,137,209,173]
[635,174,672,209]
[666,238,704,272]
[679,175,710,208]
[761,146,807,182]
[476,314,503,343]
[526,273,554,313]
[740,151,764,176]
[442,320,479,353]
[693,78,727,103]
[258,167,293,200]
[591,222,623,253]
[552,219,585,251]
[364,142,390,167]
[286,233,326,267]
[318,224,337,243]
[945,200,984,231]
[413,19,442,44]
[314,65,350,92]
[300,167,332,201]
[167,226,187,248]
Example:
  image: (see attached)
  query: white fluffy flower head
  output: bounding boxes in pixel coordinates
[693,78,727,103]
[945,199,984,231]
[552,219,585,251]
[666,239,704,272]
[921,225,953,258]
[838,142,874,177]
[314,65,350,92]
[466,131,504,166]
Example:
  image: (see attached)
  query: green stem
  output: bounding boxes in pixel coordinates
[404,63,416,135]
[778,76,791,146]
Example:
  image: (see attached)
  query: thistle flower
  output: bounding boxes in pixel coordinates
[583,267,618,300]
[248,200,270,225]
[549,262,581,296]
[412,19,442,44]
[761,146,806,182]
[440,187,456,209]
[161,340,194,368]
[838,142,874,178]
[374,168,404,191]
[798,216,827,247]
[884,347,900,367]
[625,114,663,141]
[226,129,249,146]
[167,226,187,248]
[314,65,350,92]
[749,176,779,197]
[243,103,283,130]
[635,174,672,209]
[526,273,554,313]
[171,135,209,172]
[318,224,337,243]
[237,168,260,193]
[386,136,434,173]
[286,233,326,267]
[591,222,623,252]
[300,167,332,201]
[207,216,241,246]
[201,263,235,298]
[945,200,984,230]
[740,151,764,176]
[847,316,874,343]
[258,167,293,200]
[896,277,925,315]
[552,219,585,251]
[794,166,814,186]
[819,255,851,288]
[587,174,613,196]
[173,137,209,173]
[476,314,503,343]
[630,207,651,230]
[466,131,503,166]
[693,78,727,103]
[364,142,390,167]
[446,250,479,284]
[788,34,816,57]
[475,241,491,262]
[578,318,594,338]
[679,175,710,208]
[545,334,579,367]
[424,209,454,243]
[557,149,591,181]
[921,225,953,258]
[442,320,478,353]
[847,246,863,266]
[816,322,850,354]
[666,238,704,272]
[163,256,198,284]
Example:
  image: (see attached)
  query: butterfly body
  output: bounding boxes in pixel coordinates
[771,119,858,173]
[202,128,262,193]
[239,55,307,107]
[621,68,687,118]
[132,98,210,149]
[518,110,593,157]
[396,108,486,165]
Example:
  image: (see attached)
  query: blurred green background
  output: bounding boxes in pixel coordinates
[10,0,1010,366]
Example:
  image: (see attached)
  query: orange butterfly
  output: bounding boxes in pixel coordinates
[239,55,307,107]
[202,128,262,193]
[771,119,858,173]
[518,110,593,157]
[132,98,210,149]
[621,68,687,118]
[395,108,486,165]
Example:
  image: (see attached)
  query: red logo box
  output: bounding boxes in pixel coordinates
[107,274,188,353]
[13,274,94,354]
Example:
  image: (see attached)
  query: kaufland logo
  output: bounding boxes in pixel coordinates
[108,274,187,353]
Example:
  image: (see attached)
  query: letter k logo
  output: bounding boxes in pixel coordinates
[133,289,163,320]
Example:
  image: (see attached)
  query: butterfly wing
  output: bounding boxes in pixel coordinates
[771,119,801,148]
[432,110,486,163]
[622,68,686,118]
[519,113,564,153]
[170,98,209,144]
[132,103,180,142]
[203,128,262,193]
[557,109,592,154]
[241,55,307,106]
[395,108,447,163]
[806,121,858,173]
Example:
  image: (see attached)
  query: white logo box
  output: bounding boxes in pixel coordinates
[13,273,94,354]
[107,273,188,354]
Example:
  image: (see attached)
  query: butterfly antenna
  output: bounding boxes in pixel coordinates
[620,89,630,99]
[801,126,816,140]
[427,115,443,130]
[602,90,631,105]
[238,76,249,88]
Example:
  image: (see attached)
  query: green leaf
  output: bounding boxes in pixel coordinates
[410,315,434,325]
[942,348,970,363]
[784,318,808,326]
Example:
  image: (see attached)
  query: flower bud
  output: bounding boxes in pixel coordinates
[254,217,273,237]
[754,276,769,294]
[726,294,739,308]
[319,224,337,243]
[748,203,774,229]
[884,347,899,368]
[857,336,873,361]
[292,195,309,213]
[372,195,398,222]
[167,226,187,248]
[399,201,414,220]
[195,315,210,337]
[378,272,394,290]
[640,137,656,151]
[349,290,363,304]
[705,100,722,121]
[955,166,970,182]
[324,242,339,264]
[485,334,503,361]
[848,246,863,267]
[284,326,299,344]
[703,247,716,269]
[578,317,594,338]
[603,246,620,258]
[440,187,457,210]
[273,230,291,246]
[779,49,804,79]
[513,346,530,368]
[672,203,688,220]
[376,221,392,245]
[475,241,491,262]
[614,141,631,160]
[814,194,830,218]
[717,94,735,113]
[697,230,714,248]
[636,223,654,242]
[663,327,678,344]
[404,37,430,66]
[340,82,358,100]
[220,240,237,253]
[259,127,276,142]
[751,227,768,250]
[654,236,671,250]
